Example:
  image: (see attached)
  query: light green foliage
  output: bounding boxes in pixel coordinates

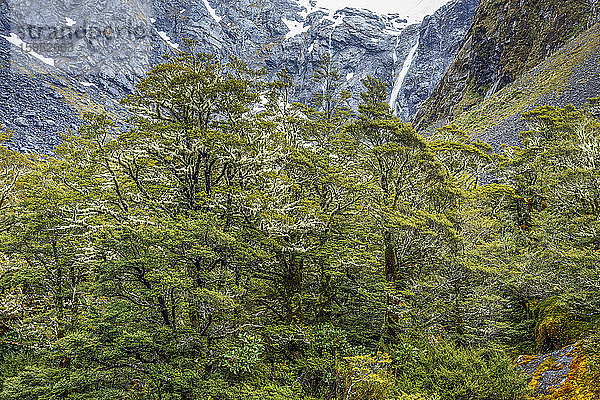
[484,104,600,356]
[534,293,600,351]
[340,352,393,400]
[222,333,265,376]
[347,78,464,342]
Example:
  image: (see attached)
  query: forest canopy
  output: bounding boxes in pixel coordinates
[0,51,598,400]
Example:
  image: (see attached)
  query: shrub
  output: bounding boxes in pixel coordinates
[391,335,530,400]
[221,333,265,376]
[339,352,394,400]
[534,294,600,351]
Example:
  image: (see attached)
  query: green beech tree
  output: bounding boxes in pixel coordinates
[347,77,459,342]
[498,104,600,350]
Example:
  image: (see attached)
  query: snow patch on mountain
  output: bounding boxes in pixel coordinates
[283,18,309,39]
[157,31,179,49]
[294,0,328,19]
[2,33,55,66]
[312,0,454,23]
[201,0,222,23]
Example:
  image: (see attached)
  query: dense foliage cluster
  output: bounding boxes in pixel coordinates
[0,50,598,399]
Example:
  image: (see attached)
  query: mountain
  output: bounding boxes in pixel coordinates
[413,0,600,144]
[390,0,479,120]
[0,0,478,153]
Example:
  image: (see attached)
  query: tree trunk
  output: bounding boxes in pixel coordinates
[383,231,399,342]
[316,261,332,323]
[282,254,303,323]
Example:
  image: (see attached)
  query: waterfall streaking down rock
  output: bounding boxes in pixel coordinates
[389,40,419,115]
[395,0,480,122]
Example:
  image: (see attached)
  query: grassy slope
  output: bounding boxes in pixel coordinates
[413,0,593,131]
[450,23,600,146]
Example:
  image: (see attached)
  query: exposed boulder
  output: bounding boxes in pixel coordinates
[517,338,600,399]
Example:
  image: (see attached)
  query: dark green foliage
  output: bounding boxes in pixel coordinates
[392,335,530,400]
[1,55,598,400]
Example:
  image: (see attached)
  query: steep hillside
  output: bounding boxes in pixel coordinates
[431,22,600,147]
[413,0,596,131]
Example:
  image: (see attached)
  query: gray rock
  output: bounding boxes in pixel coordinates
[15,117,28,126]
[391,0,480,120]
[517,344,577,396]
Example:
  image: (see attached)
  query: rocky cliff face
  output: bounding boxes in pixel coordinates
[411,2,600,148]
[413,0,596,131]
[0,0,478,153]
[390,0,479,121]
